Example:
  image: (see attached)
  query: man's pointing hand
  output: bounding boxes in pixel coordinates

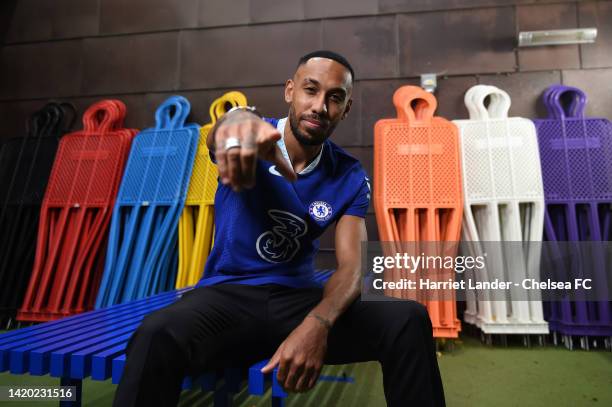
[213,111,296,191]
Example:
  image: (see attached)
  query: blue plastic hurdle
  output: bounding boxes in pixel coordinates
[96,96,199,308]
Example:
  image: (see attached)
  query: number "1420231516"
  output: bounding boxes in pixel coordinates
[2,386,75,401]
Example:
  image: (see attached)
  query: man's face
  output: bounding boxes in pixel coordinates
[285,57,353,146]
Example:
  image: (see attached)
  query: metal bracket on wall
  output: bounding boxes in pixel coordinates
[421,73,437,93]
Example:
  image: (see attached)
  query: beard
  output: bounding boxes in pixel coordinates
[288,106,336,146]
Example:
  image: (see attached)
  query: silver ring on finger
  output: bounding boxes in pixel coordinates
[224,137,241,151]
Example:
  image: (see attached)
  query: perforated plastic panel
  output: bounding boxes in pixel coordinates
[454,94,544,202]
[185,127,218,206]
[177,91,246,289]
[17,100,136,322]
[0,102,73,324]
[118,130,198,205]
[22,138,62,204]
[0,138,52,204]
[454,85,547,335]
[373,86,463,339]
[535,119,612,203]
[96,96,199,308]
[375,122,462,207]
[534,85,611,340]
[46,134,128,205]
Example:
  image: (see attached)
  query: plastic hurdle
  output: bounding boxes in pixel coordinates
[95,96,199,308]
[373,85,463,339]
[453,85,548,337]
[534,85,612,350]
[17,101,136,322]
[0,103,76,327]
[176,91,247,288]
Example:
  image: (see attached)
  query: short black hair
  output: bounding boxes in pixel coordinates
[297,50,355,82]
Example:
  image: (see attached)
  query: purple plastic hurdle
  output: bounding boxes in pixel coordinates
[533,84,612,350]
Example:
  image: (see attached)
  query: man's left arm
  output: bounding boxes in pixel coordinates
[261,214,367,392]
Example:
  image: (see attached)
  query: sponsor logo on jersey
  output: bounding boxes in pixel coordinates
[256,210,308,263]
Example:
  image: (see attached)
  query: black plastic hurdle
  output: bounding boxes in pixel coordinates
[0,102,76,327]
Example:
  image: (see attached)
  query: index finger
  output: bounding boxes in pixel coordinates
[260,351,280,374]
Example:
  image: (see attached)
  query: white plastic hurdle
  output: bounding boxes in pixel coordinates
[453,85,549,337]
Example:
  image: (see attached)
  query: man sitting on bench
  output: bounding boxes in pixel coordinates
[113,50,445,407]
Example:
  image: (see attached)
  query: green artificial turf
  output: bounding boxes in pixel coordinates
[0,331,610,406]
[437,336,611,407]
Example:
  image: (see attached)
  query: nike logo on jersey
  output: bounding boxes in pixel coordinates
[268,165,282,176]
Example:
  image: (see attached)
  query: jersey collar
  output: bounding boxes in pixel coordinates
[276,117,324,175]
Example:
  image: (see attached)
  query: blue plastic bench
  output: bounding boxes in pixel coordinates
[0,269,336,406]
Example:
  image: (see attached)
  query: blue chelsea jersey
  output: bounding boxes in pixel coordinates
[196,117,370,288]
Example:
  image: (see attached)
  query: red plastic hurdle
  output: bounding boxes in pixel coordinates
[17,100,137,322]
[374,86,463,338]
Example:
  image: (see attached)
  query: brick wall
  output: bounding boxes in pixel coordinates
[1,0,611,266]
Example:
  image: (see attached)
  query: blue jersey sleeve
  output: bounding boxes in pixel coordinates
[344,171,371,218]
[263,117,278,127]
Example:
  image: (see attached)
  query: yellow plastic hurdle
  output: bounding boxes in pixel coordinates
[176,91,248,288]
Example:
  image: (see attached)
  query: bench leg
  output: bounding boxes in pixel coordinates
[272,396,286,407]
[59,377,82,407]
[213,387,234,407]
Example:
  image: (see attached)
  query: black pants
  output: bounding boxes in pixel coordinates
[112,284,445,407]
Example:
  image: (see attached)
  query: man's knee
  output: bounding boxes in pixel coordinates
[386,300,432,337]
[139,307,175,333]
[129,308,188,355]
[405,300,431,325]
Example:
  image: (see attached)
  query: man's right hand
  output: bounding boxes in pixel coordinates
[213,111,296,191]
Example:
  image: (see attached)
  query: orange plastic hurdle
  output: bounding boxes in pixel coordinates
[17,100,137,322]
[373,86,463,338]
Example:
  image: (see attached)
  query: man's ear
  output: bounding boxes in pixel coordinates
[341,98,353,120]
[285,79,294,104]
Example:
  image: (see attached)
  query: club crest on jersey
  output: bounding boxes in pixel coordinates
[309,201,333,222]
